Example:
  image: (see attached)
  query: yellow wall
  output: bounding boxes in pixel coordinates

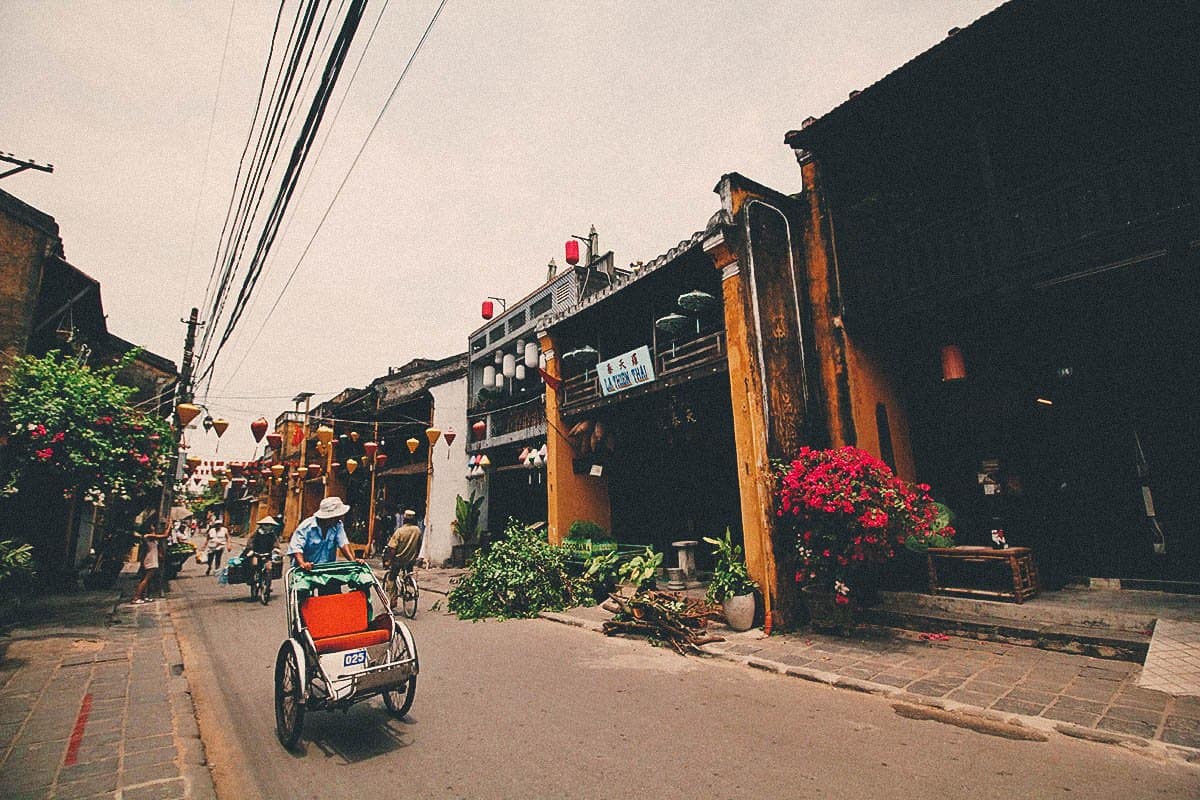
[539,331,611,545]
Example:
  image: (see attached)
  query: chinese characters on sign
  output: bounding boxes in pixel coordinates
[598,345,656,396]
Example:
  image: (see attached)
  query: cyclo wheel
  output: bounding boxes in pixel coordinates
[274,646,305,749]
[401,573,418,619]
[383,675,417,719]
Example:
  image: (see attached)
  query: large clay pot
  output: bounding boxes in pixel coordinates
[722,592,756,632]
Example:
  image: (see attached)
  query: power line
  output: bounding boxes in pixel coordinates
[218,0,448,390]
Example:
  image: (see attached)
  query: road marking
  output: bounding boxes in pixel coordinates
[63,693,94,766]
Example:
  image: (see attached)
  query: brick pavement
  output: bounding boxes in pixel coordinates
[0,578,215,800]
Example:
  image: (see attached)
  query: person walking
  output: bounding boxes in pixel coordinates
[204,516,231,576]
[132,525,168,604]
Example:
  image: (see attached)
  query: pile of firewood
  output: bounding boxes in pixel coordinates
[601,590,724,655]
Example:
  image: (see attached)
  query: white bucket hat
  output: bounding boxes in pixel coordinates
[314,496,351,519]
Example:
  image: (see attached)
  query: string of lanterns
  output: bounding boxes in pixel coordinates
[482,338,545,390]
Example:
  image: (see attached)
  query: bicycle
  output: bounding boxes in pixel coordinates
[248,552,273,605]
[387,563,419,619]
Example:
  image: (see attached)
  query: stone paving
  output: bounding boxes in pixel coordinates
[0,580,215,800]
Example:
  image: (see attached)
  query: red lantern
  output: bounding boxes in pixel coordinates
[472,420,486,440]
[374,453,388,469]
[250,417,269,443]
[266,432,282,450]
[363,441,378,461]
[443,427,457,447]
[565,239,580,265]
[482,300,494,320]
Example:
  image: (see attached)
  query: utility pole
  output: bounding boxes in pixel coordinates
[159,308,202,523]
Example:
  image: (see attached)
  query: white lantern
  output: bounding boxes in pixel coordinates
[494,351,503,365]
[502,353,516,378]
[525,342,539,368]
[495,373,505,389]
[538,352,547,369]
[483,365,496,387]
[515,338,525,353]
[515,364,527,381]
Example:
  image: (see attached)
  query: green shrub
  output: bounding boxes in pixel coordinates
[567,519,605,540]
[703,528,758,604]
[448,520,587,619]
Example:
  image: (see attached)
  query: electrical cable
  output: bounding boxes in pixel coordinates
[216,0,448,390]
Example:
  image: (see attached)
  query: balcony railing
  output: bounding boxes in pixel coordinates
[561,329,727,412]
[467,394,547,450]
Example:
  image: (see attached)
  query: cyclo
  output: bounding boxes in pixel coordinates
[274,561,418,749]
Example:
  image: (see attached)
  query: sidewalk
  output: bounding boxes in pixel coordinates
[0,570,215,800]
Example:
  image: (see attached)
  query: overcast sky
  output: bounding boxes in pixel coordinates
[3,0,1002,459]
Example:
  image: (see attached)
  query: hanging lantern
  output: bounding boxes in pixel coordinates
[229,462,244,477]
[482,300,495,320]
[483,365,496,387]
[350,430,360,443]
[524,342,539,369]
[212,418,229,437]
[565,238,580,265]
[495,373,505,389]
[524,450,537,470]
[426,427,441,446]
[516,338,526,354]
[202,415,214,433]
[330,462,341,472]
[250,417,269,442]
[502,353,517,378]
[375,453,388,469]
[339,433,349,445]
[304,463,320,478]
[940,345,967,382]
[266,432,283,450]
[345,458,358,475]
[515,364,527,381]
[444,428,457,447]
[363,441,378,460]
[261,468,272,478]
[479,454,491,469]
[208,477,218,487]
[518,447,530,465]
[406,437,420,454]
[271,464,285,479]
[176,403,202,427]
[539,352,547,370]
[472,420,486,439]
[533,450,545,468]
[494,350,503,365]
[316,425,334,445]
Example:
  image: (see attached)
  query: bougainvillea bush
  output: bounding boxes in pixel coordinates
[0,350,174,503]
[777,446,952,606]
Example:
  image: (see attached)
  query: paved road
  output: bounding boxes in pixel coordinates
[168,565,1200,800]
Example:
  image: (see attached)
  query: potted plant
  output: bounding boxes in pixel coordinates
[777,446,952,632]
[616,547,661,597]
[703,528,758,631]
[450,491,484,567]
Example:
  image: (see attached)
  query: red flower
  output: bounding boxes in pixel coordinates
[35,447,53,461]
[50,431,65,443]
[834,594,850,606]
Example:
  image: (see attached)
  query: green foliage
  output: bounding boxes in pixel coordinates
[703,528,758,604]
[448,520,587,619]
[188,484,225,518]
[903,502,957,553]
[451,491,484,544]
[0,538,35,591]
[0,350,174,502]
[567,519,605,540]
[617,547,662,591]
[578,549,621,602]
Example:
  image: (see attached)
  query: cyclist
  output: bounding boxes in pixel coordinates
[241,514,281,579]
[383,509,422,607]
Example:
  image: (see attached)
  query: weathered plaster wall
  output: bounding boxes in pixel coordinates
[425,376,470,566]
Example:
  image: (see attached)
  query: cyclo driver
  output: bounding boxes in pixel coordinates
[287,496,362,571]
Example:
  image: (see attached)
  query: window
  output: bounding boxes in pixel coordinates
[508,310,527,331]
[471,337,486,353]
[489,325,505,344]
[530,293,553,317]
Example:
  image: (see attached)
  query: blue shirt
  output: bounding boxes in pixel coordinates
[287,516,349,565]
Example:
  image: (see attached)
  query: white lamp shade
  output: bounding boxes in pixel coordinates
[538,352,547,369]
[525,342,539,368]
[483,365,496,386]
[494,351,503,365]
[515,364,527,381]
[515,338,525,353]
[502,354,516,378]
[495,373,505,389]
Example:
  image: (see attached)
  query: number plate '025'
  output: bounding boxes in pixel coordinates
[343,649,367,667]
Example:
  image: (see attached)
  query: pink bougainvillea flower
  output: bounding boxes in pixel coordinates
[35,447,53,461]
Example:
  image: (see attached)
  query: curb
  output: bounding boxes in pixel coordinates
[533,609,1200,769]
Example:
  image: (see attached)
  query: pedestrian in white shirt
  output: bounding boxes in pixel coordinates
[204,518,231,575]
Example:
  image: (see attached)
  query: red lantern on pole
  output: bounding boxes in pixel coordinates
[443,427,457,447]
[374,453,388,469]
[481,300,494,320]
[565,238,580,265]
[363,441,378,461]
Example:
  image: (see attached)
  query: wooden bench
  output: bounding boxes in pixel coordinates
[926,546,1040,604]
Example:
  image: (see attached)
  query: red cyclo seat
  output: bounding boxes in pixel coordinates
[300,591,390,654]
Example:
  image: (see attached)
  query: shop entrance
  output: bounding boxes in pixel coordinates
[486,466,547,533]
[904,256,1199,585]
[601,375,743,572]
